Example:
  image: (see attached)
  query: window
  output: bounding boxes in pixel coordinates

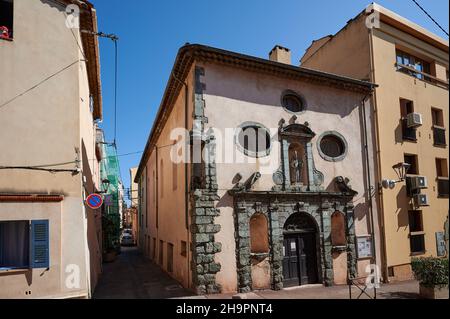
[160,159,164,198]
[159,240,164,265]
[281,91,306,113]
[249,214,269,254]
[331,212,346,247]
[318,132,348,162]
[152,238,156,260]
[431,108,446,146]
[436,158,449,198]
[180,241,187,257]
[0,220,49,270]
[396,50,432,81]
[236,123,271,158]
[167,243,174,273]
[172,162,178,191]
[404,154,419,175]
[400,99,417,141]
[0,0,13,40]
[408,211,425,254]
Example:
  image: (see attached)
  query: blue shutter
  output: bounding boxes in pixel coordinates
[30,220,49,269]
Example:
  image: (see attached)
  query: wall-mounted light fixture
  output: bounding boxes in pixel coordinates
[380,162,411,190]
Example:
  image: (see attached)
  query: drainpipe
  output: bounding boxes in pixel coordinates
[368,26,389,283]
[171,70,191,288]
[361,93,378,289]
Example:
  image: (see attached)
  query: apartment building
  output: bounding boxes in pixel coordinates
[0,0,103,298]
[301,3,449,281]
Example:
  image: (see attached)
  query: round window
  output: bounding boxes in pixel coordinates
[236,123,271,158]
[281,91,306,113]
[318,132,348,162]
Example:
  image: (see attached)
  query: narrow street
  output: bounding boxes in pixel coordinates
[93,247,194,299]
[94,247,424,300]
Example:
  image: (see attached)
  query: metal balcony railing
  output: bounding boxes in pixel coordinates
[437,178,449,198]
[402,119,417,141]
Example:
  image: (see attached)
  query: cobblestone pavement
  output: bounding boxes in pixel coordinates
[93,247,194,299]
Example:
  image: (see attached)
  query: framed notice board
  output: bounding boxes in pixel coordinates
[357,236,372,259]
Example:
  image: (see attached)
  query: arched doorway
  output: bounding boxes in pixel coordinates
[282,212,319,287]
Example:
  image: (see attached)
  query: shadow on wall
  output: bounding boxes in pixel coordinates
[0,269,33,286]
[217,192,234,209]
[396,185,410,230]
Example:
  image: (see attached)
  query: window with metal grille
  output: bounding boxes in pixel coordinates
[408,211,425,255]
[436,158,449,198]
[432,108,446,146]
[0,0,13,40]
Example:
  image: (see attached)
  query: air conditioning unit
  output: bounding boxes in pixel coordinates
[408,176,428,190]
[413,194,429,207]
[406,112,423,128]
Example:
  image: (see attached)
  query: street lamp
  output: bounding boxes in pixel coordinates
[392,162,411,182]
[380,162,411,190]
[99,178,110,194]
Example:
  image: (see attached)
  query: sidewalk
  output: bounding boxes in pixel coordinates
[180,280,422,299]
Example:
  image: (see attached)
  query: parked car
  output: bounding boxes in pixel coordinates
[121,233,134,246]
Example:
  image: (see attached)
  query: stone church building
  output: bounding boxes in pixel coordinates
[135,44,380,294]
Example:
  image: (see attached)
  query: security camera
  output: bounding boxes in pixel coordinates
[381,179,396,190]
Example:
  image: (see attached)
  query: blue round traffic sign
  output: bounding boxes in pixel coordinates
[86,193,103,209]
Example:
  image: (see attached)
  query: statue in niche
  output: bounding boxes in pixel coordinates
[290,150,303,184]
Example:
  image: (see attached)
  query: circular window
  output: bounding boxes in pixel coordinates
[281,91,306,113]
[236,123,271,158]
[317,132,348,162]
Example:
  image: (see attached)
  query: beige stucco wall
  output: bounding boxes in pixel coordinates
[200,61,375,291]
[371,23,449,274]
[0,0,101,298]
[140,65,196,289]
[301,7,449,281]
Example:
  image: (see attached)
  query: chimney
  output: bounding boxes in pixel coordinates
[269,45,291,64]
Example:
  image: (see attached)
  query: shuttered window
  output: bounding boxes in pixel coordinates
[30,220,49,269]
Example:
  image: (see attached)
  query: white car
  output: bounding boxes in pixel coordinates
[121,233,134,246]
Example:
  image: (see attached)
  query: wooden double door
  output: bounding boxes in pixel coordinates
[282,232,319,287]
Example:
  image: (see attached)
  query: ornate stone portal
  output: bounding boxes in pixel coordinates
[229,117,358,293]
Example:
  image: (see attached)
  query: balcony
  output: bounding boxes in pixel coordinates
[401,119,417,141]
[396,63,449,90]
[433,126,446,147]
[437,178,449,198]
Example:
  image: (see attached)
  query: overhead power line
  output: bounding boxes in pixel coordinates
[411,0,449,37]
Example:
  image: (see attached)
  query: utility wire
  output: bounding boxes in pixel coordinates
[411,0,449,37]
[0,150,143,171]
[0,60,81,110]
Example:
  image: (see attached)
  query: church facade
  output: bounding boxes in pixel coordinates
[135,44,380,294]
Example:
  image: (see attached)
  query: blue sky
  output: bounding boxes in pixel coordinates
[92,0,449,200]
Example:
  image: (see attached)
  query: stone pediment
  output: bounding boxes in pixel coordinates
[280,123,316,139]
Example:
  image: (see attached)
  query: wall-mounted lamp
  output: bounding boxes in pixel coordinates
[380,162,411,190]
[98,178,110,194]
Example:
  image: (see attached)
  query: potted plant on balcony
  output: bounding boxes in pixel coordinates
[411,257,449,299]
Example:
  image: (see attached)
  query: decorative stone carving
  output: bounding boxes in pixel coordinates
[335,176,358,196]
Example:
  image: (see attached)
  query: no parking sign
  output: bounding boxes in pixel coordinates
[86,193,103,210]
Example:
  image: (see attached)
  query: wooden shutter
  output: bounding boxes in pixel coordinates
[30,220,49,269]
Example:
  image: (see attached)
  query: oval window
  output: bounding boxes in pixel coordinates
[282,92,305,113]
[236,124,271,157]
[318,132,348,161]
